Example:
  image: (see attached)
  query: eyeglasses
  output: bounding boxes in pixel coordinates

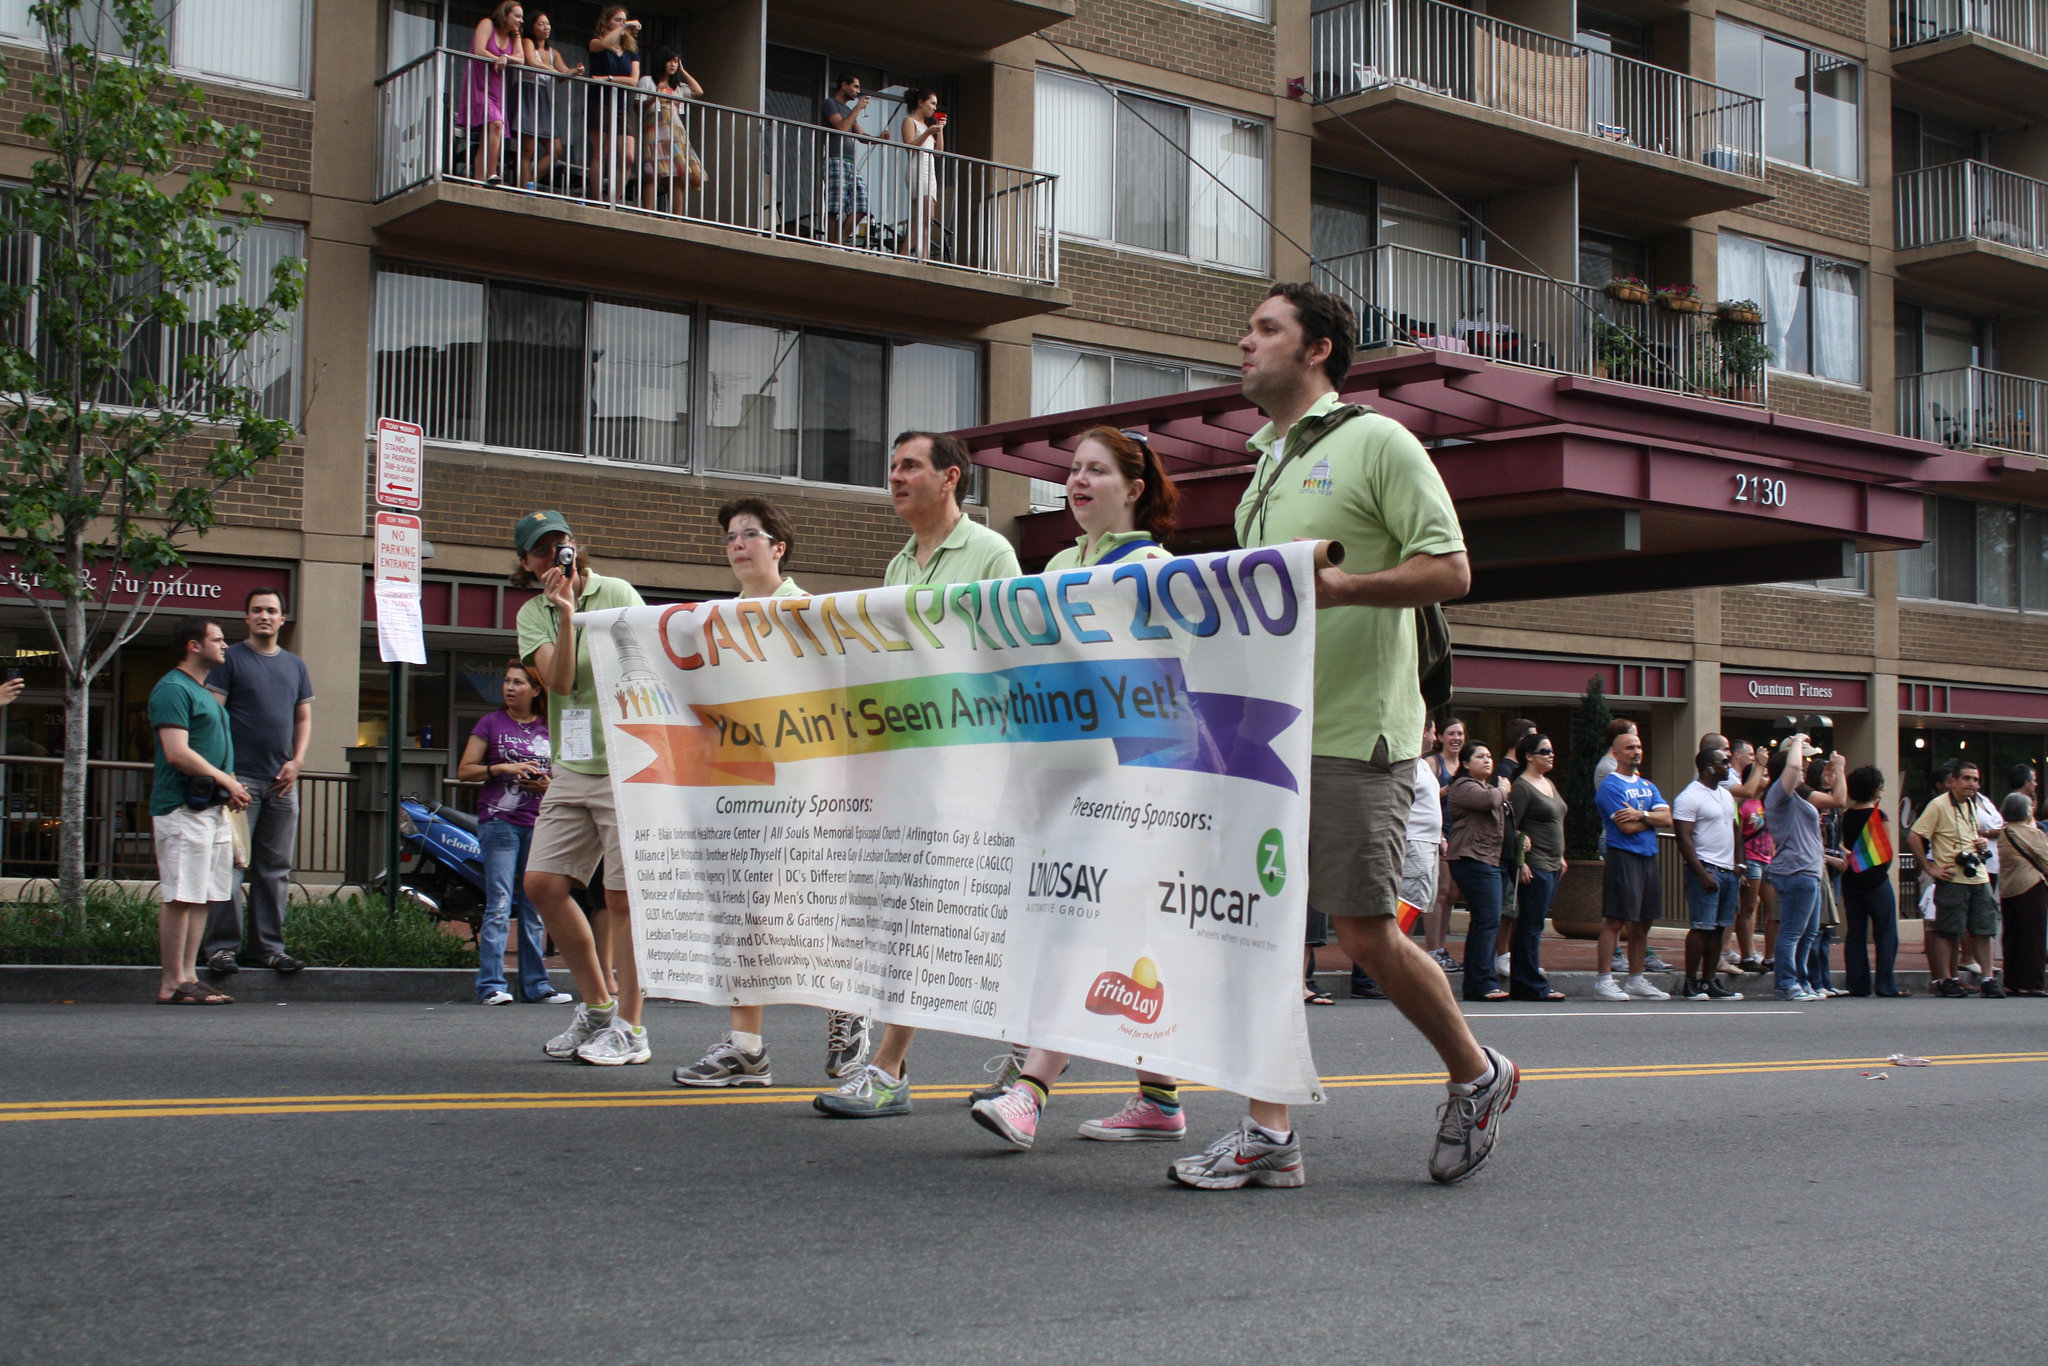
[1119,429,1153,454]
[724,529,778,547]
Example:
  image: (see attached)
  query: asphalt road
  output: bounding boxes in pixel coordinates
[3,995,2044,1365]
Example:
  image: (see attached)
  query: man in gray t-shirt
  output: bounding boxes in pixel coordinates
[820,72,871,244]
[201,588,314,976]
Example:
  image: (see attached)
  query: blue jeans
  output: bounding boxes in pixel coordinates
[1510,867,1557,997]
[1453,858,1503,998]
[477,820,552,1001]
[1768,870,1821,997]
[1841,878,1899,995]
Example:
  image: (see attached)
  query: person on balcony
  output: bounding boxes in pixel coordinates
[820,72,872,245]
[898,88,944,259]
[640,46,703,212]
[586,5,643,204]
[516,10,582,192]
[461,0,526,188]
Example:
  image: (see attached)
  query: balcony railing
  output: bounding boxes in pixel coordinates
[1899,365,2047,456]
[1897,160,2048,256]
[374,49,1059,287]
[1310,0,1762,177]
[1313,244,1768,405]
[1894,0,2048,54]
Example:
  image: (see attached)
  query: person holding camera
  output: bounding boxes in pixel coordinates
[511,510,650,1063]
[1910,758,2001,999]
[1764,734,1847,1002]
[150,618,251,1005]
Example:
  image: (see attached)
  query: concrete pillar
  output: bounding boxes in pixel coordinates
[293,559,367,768]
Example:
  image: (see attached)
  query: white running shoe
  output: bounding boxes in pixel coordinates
[479,990,514,1006]
[543,1003,609,1059]
[1428,1045,1519,1184]
[1494,953,1512,978]
[1593,975,1629,1002]
[1623,974,1670,1001]
[575,1018,652,1066]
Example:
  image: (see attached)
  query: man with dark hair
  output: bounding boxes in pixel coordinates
[814,431,1020,1117]
[200,586,313,976]
[151,618,249,1004]
[2008,763,2037,805]
[1162,282,1515,1192]
[1674,746,1744,1000]
[1911,758,2001,998]
[820,71,871,244]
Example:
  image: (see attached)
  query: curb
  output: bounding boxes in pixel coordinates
[0,964,573,1005]
[1313,968,1941,1001]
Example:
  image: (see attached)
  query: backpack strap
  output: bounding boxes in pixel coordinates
[1094,538,1161,565]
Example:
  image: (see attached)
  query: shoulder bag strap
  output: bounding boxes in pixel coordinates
[1241,403,1369,546]
[1094,538,1160,566]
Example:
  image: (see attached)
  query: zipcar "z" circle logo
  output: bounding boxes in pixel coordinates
[1256,829,1286,896]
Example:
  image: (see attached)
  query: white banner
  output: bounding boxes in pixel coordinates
[584,544,1324,1103]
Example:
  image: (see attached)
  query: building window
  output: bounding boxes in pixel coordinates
[0,0,308,93]
[1899,496,2048,610]
[1714,20,1860,182]
[1781,554,1869,593]
[371,264,691,466]
[1034,71,1268,272]
[1189,0,1268,18]
[1026,341,1237,507]
[1718,234,1863,384]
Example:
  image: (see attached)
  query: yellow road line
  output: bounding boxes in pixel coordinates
[2,1052,2040,1124]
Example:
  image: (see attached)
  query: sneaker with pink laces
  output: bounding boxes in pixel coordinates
[970,1081,1041,1150]
[1078,1093,1187,1141]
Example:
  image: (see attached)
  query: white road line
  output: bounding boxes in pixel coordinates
[1462,1009,1807,1019]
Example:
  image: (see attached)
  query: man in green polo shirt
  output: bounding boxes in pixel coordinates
[1168,282,1519,1192]
[814,430,1021,1118]
[512,510,652,1066]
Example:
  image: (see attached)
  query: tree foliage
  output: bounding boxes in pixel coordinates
[1565,675,1614,860]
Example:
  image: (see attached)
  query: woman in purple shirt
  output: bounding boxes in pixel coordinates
[458,660,567,1005]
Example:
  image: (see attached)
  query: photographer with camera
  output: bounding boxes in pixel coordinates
[510,510,651,1063]
[1910,758,2002,999]
[1763,734,1847,1002]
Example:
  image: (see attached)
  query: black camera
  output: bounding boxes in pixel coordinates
[553,543,577,570]
[1956,850,1985,878]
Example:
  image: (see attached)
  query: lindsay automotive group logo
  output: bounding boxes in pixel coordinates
[1086,957,1164,1024]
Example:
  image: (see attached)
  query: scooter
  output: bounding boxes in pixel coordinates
[371,796,487,938]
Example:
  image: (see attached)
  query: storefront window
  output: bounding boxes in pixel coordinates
[357,646,453,757]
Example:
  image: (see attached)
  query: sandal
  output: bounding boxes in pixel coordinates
[1478,989,1510,1001]
[157,980,232,1005]
[1304,988,1336,1006]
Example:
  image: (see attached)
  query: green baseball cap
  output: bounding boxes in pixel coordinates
[513,509,572,555]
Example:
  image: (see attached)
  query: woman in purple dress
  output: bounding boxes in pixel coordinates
[462,0,527,186]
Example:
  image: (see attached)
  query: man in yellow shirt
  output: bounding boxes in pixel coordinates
[1909,758,1999,998]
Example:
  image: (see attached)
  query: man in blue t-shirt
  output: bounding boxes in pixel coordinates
[1594,729,1673,1001]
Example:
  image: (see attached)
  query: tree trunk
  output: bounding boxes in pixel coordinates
[58,594,89,933]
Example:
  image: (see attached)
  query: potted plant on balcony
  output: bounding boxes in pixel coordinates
[1655,283,1703,313]
[1716,298,1763,325]
[1595,317,1649,383]
[1603,274,1651,306]
[1713,312,1772,384]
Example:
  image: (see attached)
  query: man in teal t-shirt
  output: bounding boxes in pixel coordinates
[149,617,250,1004]
[1168,283,1518,1194]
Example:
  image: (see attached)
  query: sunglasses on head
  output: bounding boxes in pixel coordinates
[1119,428,1152,454]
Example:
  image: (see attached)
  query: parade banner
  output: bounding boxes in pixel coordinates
[583,543,1324,1103]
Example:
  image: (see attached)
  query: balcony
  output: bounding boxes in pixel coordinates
[1893,0,2048,121]
[372,50,1066,326]
[1895,161,2048,311]
[1308,0,1767,216]
[1899,365,2048,457]
[1313,244,1767,405]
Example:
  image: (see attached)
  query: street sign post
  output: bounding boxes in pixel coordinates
[375,418,423,511]
[371,423,424,911]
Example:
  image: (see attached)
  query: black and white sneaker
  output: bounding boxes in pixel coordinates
[824,1011,872,1079]
[1429,1045,1519,1185]
[1703,979,1744,1001]
[1681,978,1711,1001]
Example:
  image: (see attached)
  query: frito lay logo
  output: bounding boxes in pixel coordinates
[1086,957,1164,1024]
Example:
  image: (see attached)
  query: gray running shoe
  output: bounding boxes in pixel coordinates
[574,1018,651,1066]
[824,1011,872,1079]
[967,1047,1027,1105]
[543,1003,608,1060]
[1430,948,1463,974]
[1168,1118,1305,1190]
[1428,1045,1519,1185]
[1643,951,1674,972]
[812,1063,912,1118]
[673,1036,772,1088]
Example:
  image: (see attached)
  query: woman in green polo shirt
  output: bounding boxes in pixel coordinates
[967,426,1194,1150]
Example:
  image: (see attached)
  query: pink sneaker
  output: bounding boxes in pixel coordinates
[970,1082,1041,1150]
[1079,1093,1187,1141]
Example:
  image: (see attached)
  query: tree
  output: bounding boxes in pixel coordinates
[0,0,304,926]
[1565,675,1613,860]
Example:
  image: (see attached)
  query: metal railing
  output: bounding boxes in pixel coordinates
[1310,0,1762,177]
[1898,365,2048,455]
[1896,160,2048,256]
[1315,244,1768,404]
[0,755,356,884]
[1894,0,2048,54]
[375,49,1059,286]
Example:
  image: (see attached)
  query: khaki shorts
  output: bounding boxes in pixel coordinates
[1308,750,1413,919]
[155,804,233,905]
[1400,837,1439,910]
[527,768,628,891]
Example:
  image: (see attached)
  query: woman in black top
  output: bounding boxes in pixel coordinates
[1839,765,1905,997]
[1508,731,1568,1002]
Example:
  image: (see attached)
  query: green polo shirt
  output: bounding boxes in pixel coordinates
[149,668,234,817]
[883,512,1021,588]
[516,569,646,776]
[1044,530,1170,571]
[1232,390,1464,766]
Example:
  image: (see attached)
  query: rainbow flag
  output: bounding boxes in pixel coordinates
[1396,896,1425,933]
[1846,808,1893,873]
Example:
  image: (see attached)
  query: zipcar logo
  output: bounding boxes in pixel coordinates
[1086,957,1164,1023]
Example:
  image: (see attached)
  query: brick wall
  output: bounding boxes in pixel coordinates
[0,43,311,194]
[1052,0,1276,95]
[1735,0,1867,41]
[1767,372,1874,428]
[1721,586,1874,656]
[411,449,922,582]
[1899,607,2048,674]
[155,440,304,530]
[1059,241,1270,345]
[1733,163,1870,246]
[1448,591,1697,643]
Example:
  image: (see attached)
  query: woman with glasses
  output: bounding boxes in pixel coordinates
[671,498,877,1088]
[1507,731,1568,1001]
[968,425,1195,1151]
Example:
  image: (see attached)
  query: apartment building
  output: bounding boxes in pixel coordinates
[0,0,2042,833]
